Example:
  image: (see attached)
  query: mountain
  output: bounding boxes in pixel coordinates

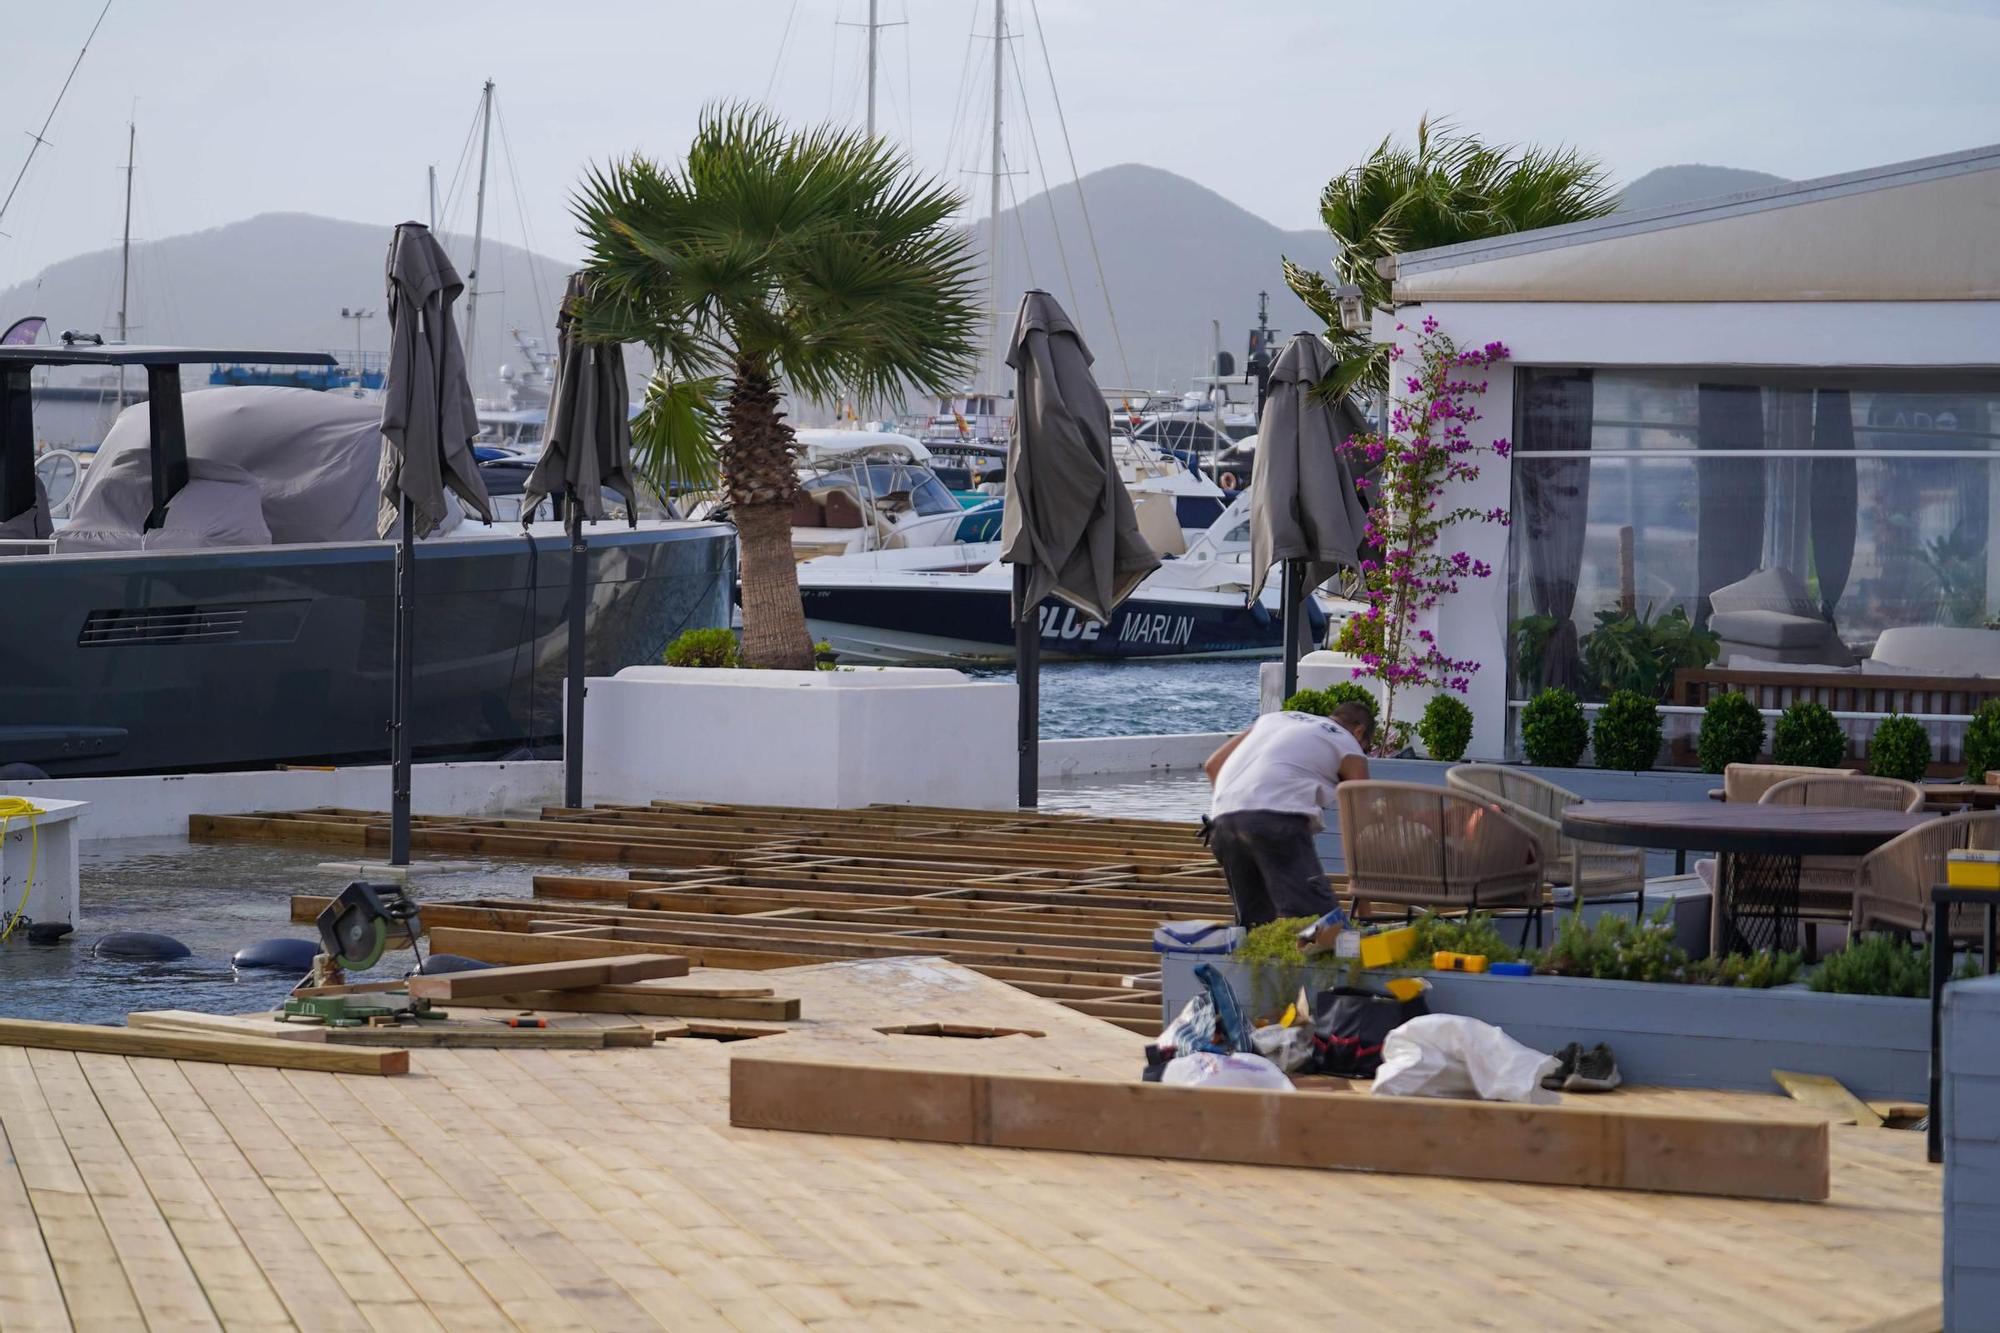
[0,212,578,398]
[3,168,1332,408]
[969,163,1330,390]
[1618,164,1789,212]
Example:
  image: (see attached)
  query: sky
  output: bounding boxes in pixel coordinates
[1,0,1997,291]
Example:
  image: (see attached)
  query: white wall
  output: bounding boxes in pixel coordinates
[1,761,564,841]
[1373,296,2000,762]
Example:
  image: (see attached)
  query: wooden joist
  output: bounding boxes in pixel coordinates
[434,990,801,1021]
[404,953,689,1000]
[730,1058,1832,1202]
[0,1016,408,1076]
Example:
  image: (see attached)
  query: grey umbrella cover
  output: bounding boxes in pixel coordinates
[1001,291,1159,624]
[377,222,493,538]
[522,272,638,526]
[1247,333,1370,602]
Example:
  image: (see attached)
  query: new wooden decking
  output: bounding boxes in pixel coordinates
[0,958,1946,1331]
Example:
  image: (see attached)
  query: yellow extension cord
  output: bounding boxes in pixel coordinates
[0,796,40,944]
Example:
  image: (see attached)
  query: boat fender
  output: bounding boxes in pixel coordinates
[25,921,73,946]
[94,931,192,961]
[231,937,320,971]
[0,763,48,781]
[416,953,495,975]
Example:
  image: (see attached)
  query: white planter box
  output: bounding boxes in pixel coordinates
[582,666,1017,810]
[0,796,84,935]
[1257,651,1379,714]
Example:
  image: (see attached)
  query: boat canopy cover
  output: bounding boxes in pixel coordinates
[63,386,460,548]
[795,429,931,466]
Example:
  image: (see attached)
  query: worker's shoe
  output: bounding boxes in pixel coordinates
[1541,1042,1581,1092]
[1564,1043,1623,1093]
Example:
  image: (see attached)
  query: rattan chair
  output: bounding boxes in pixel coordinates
[1758,775,1926,954]
[1721,762,1857,804]
[1336,780,1545,930]
[1850,811,2000,942]
[1445,764,1648,916]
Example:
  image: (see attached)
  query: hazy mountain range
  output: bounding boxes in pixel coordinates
[2,161,1782,409]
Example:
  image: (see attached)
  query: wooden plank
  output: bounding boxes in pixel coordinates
[1774,1069,1885,1127]
[728,1058,1831,1202]
[404,953,689,1000]
[426,926,696,966]
[0,1016,406,1076]
[128,1011,325,1043]
[321,1026,655,1049]
[434,990,800,1021]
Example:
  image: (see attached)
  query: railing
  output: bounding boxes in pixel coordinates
[0,538,58,555]
[1672,667,2000,769]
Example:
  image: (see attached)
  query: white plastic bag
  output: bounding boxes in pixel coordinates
[1369,1014,1560,1104]
[1161,1051,1294,1091]
[1249,1023,1315,1074]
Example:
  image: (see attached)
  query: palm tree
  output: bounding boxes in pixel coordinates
[1283,118,1617,399]
[572,106,980,669]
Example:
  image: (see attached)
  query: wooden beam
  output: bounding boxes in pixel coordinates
[431,990,800,1021]
[404,954,688,1000]
[322,1026,656,1049]
[0,1016,407,1077]
[427,927,697,967]
[729,1059,1830,1202]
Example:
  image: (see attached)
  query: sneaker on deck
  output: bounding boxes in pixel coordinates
[1541,1042,1581,1092]
[1565,1042,1622,1093]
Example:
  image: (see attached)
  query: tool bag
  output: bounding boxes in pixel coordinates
[1308,985,1429,1078]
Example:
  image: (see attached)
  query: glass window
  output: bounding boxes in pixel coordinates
[1508,368,2000,704]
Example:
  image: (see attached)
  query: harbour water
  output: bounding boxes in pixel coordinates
[973,658,1260,738]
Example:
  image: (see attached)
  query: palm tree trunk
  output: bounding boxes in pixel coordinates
[725,362,814,670]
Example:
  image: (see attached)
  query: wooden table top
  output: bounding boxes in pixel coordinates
[1561,801,1934,856]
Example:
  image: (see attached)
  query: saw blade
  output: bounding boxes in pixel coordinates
[333,912,389,972]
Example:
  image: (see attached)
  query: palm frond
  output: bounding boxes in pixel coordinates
[629,369,723,495]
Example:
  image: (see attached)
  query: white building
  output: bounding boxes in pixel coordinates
[1376,143,2000,762]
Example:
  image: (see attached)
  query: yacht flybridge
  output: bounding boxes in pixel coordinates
[0,342,732,777]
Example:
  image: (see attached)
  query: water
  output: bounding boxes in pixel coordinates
[970,658,1260,738]
[0,839,633,1026]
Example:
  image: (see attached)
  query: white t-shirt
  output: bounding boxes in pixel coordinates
[1210,711,1365,823]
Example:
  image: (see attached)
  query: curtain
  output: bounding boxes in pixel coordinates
[1808,389,1857,620]
[1766,389,1813,577]
[1695,383,1767,627]
[1515,369,1595,690]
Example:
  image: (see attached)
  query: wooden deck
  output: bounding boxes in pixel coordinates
[0,958,1945,1331]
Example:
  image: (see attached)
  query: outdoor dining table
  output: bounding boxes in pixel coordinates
[1559,801,1935,956]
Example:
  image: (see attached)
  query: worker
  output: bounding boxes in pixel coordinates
[1202,702,1372,927]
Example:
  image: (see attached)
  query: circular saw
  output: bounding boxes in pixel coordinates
[318,881,421,972]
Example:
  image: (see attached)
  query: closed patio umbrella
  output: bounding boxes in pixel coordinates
[1249,332,1371,701]
[1002,290,1159,807]
[378,221,493,864]
[521,272,638,809]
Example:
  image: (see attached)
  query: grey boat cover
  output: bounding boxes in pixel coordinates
[1247,332,1370,602]
[0,477,52,555]
[378,221,493,538]
[62,386,459,549]
[1002,290,1159,623]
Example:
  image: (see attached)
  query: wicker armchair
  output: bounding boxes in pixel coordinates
[1721,762,1857,804]
[1445,765,1648,915]
[1758,776,1926,951]
[1850,811,2000,939]
[1336,781,1545,927]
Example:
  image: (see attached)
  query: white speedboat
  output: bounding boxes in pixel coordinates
[795,493,1364,664]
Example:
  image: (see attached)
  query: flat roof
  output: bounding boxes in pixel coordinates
[0,345,336,368]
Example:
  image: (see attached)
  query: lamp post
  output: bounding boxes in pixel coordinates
[340,307,375,389]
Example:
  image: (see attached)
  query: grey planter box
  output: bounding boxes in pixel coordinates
[1160,953,1929,1102]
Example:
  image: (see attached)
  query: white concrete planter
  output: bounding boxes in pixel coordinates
[583,666,1016,810]
[1256,651,1378,714]
[0,797,84,934]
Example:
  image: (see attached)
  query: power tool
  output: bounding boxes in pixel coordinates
[278,881,442,1027]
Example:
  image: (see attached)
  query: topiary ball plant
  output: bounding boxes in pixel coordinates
[1520,688,1589,768]
[663,627,741,669]
[1416,694,1474,762]
[1592,689,1663,772]
[1868,713,1931,783]
[1965,699,2000,783]
[1284,682,1378,723]
[1771,700,1847,768]
[1697,691,1765,774]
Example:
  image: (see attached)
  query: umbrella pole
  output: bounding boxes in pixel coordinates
[563,490,587,810]
[1280,558,1302,703]
[390,494,415,866]
[1014,564,1039,810]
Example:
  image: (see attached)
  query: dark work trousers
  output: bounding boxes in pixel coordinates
[1208,810,1336,927]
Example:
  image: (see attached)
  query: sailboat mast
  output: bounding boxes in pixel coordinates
[989,0,1004,388]
[116,115,134,406]
[464,79,494,381]
[865,0,880,139]
[427,164,437,231]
